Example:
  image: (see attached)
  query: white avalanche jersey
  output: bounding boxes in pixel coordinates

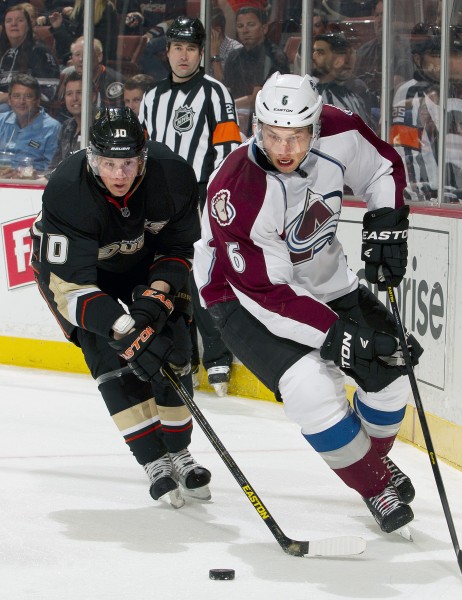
[194,104,406,349]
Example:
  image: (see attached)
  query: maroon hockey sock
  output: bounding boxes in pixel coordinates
[333,445,391,498]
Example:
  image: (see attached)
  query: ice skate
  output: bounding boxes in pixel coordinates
[207,365,230,397]
[170,448,212,500]
[383,456,415,504]
[144,454,185,508]
[363,483,414,534]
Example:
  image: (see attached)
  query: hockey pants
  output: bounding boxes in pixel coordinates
[77,314,194,466]
[209,286,413,498]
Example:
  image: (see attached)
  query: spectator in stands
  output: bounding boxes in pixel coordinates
[224,6,290,135]
[312,32,379,130]
[137,20,171,82]
[61,37,125,111]
[353,0,413,98]
[209,6,242,82]
[391,24,462,203]
[68,0,117,61]
[37,0,118,64]
[138,0,186,35]
[123,73,154,116]
[293,8,330,75]
[49,71,96,171]
[0,73,61,174]
[0,4,60,112]
[112,0,144,36]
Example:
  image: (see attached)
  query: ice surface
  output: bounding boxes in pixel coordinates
[1,365,461,599]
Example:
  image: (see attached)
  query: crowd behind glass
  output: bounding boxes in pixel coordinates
[0,0,460,207]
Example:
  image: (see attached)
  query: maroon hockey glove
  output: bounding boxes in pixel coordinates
[320,317,405,392]
[109,326,177,382]
[129,285,175,332]
[361,206,409,291]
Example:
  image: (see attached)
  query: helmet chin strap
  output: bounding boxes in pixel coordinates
[172,64,201,80]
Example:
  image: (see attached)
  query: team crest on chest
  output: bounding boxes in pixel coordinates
[145,219,169,234]
[211,189,235,226]
[173,105,195,133]
[286,189,341,264]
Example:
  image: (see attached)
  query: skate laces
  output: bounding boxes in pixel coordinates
[144,454,173,483]
[207,365,230,379]
[369,485,401,517]
[383,456,408,487]
[170,449,199,477]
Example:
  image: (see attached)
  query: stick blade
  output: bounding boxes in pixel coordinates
[306,536,367,557]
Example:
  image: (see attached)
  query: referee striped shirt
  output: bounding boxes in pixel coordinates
[139,69,241,186]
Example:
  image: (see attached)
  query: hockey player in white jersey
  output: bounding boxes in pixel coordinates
[194,72,423,535]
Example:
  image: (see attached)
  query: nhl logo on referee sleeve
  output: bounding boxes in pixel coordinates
[173,105,195,133]
[211,189,235,226]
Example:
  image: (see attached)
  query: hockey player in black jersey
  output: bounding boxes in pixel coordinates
[31,107,211,507]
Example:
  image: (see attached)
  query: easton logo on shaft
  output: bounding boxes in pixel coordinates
[242,484,270,519]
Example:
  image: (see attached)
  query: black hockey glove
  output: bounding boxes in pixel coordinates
[109,326,182,382]
[320,317,405,393]
[129,285,175,332]
[361,205,409,291]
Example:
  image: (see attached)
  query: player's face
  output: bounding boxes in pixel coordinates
[167,41,202,82]
[124,88,144,116]
[261,125,312,173]
[96,157,140,196]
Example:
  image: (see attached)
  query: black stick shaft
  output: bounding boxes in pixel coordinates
[161,364,304,555]
[386,281,462,573]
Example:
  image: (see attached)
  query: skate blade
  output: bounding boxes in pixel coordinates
[168,487,185,509]
[212,382,228,397]
[394,525,413,541]
[182,484,211,501]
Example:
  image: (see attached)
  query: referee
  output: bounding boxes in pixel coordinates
[139,16,242,396]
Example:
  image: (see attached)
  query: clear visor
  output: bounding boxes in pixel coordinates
[253,120,314,156]
[87,147,147,178]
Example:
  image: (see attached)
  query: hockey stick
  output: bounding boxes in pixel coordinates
[161,363,366,558]
[385,278,462,573]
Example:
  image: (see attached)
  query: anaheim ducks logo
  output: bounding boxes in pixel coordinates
[173,105,195,133]
[211,189,235,226]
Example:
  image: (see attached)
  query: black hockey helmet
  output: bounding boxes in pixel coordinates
[166,16,206,49]
[410,23,441,55]
[89,107,145,158]
[87,107,147,185]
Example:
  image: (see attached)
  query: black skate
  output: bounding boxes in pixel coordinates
[170,449,212,500]
[363,483,414,533]
[144,454,184,508]
[383,456,415,504]
[207,366,230,397]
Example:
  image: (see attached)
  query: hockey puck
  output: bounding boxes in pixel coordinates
[209,568,235,580]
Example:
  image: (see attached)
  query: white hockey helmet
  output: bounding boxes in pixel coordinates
[255,72,323,129]
[253,72,322,163]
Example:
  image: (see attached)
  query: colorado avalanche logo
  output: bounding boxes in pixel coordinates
[173,105,195,133]
[286,190,341,264]
[211,189,235,226]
